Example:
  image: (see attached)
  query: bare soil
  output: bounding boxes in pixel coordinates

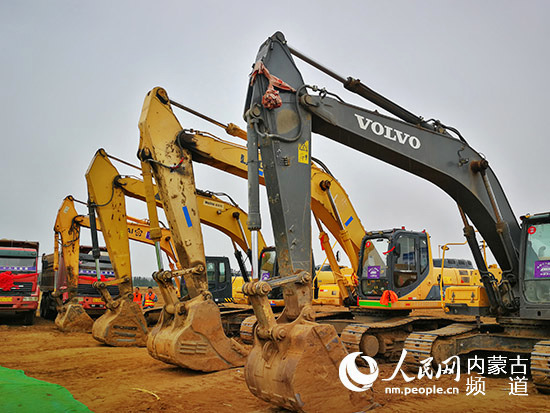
[0,314,549,412]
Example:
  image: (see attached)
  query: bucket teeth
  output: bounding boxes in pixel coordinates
[147,297,248,372]
[55,303,94,332]
[92,299,148,347]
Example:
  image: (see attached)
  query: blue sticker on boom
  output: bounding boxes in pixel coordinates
[182,206,193,227]
[345,216,353,227]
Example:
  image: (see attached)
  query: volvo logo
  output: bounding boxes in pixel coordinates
[355,114,421,149]
[339,352,379,392]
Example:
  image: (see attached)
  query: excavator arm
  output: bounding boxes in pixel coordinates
[52,196,95,332]
[137,87,248,371]
[85,153,149,346]
[53,197,82,301]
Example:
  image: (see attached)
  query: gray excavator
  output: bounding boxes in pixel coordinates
[241,31,550,412]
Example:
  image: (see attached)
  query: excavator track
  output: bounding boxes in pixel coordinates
[341,316,460,361]
[403,323,478,368]
[218,306,253,337]
[531,340,550,393]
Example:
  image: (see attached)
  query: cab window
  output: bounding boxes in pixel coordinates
[206,261,216,283]
[259,249,277,280]
[360,237,389,296]
[524,223,550,303]
[394,236,417,288]
[420,238,429,274]
[219,261,227,283]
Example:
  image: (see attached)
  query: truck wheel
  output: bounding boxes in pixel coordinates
[40,294,57,320]
[22,311,35,325]
[40,294,47,318]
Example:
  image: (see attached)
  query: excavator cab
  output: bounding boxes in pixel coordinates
[258,247,277,281]
[520,213,550,319]
[358,229,430,301]
[179,256,234,303]
[206,257,232,302]
[257,247,319,301]
[257,247,283,301]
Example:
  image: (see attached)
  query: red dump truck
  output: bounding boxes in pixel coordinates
[0,239,40,324]
[39,246,117,319]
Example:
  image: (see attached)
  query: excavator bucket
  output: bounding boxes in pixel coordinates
[147,292,247,371]
[246,325,371,412]
[54,302,94,332]
[92,299,148,347]
[244,286,372,412]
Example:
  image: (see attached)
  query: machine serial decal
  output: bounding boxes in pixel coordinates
[203,200,224,210]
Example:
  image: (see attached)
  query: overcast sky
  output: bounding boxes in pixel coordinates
[1,1,549,278]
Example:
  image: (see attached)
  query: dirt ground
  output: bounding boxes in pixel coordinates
[1,314,549,412]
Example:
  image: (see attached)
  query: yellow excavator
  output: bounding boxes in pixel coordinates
[51,197,101,332]
[51,195,180,334]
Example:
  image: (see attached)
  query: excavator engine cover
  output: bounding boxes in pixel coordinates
[245,319,372,412]
[55,302,94,332]
[147,295,248,371]
[92,298,148,347]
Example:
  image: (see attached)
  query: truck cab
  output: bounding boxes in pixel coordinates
[40,246,117,319]
[73,246,118,314]
[0,239,40,324]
